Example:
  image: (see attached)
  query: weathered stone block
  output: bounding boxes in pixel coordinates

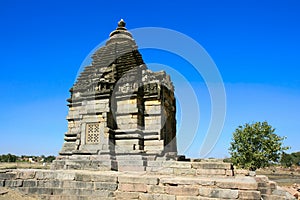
[160,177,214,186]
[165,186,199,196]
[27,187,53,195]
[94,182,118,191]
[115,154,144,160]
[5,179,23,187]
[255,175,269,183]
[199,187,239,199]
[117,159,146,166]
[215,177,258,190]
[75,171,117,183]
[139,193,176,200]
[93,103,110,112]
[176,197,203,200]
[118,175,158,185]
[78,109,88,114]
[259,187,272,195]
[117,99,137,106]
[0,172,16,180]
[272,188,288,196]
[235,169,249,176]
[115,191,140,199]
[144,150,165,154]
[35,171,56,180]
[95,99,109,105]
[52,194,72,200]
[87,197,115,200]
[60,188,78,195]
[118,166,146,172]
[56,171,75,180]
[23,180,37,187]
[37,180,61,188]
[268,181,277,190]
[261,194,286,200]
[238,190,261,199]
[196,169,226,176]
[147,161,163,167]
[144,140,164,146]
[118,123,139,130]
[225,169,234,176]
[144,100,161,106]
[116,115,138,125]
[115,139,141,146]
[62,180,94,189]
[146,167,174,174]
[144,145,164,151]
[52,188,64,195]
[192,162,232,170]
[162,161,191,169]
[174,168,196,176]
[117,106,138,114]
[16,170,36,179]
[145,105,161,114]
[145,116,161,125]
[78,189,114,197]
[74,173,91,182]
[144,124,161,130]
[65,163,84,170]
[147,185,166,193]
[119,183,147,192]
[257,181,268,188]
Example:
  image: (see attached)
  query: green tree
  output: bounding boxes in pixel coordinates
[229,121,289,171]
[44,156,56,163]
[280,152,293,167]
[0,154,17,162]
[291,152,300,166]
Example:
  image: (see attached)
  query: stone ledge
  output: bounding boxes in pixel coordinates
[118,175,158,185]
[199,187,239,199]
[0,169,295,200]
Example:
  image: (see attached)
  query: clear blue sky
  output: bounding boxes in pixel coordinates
[0,0,299,158]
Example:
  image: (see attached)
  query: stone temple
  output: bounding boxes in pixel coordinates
[1,20,295,200]
[52,19,177,171]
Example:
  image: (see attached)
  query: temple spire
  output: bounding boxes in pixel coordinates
[109,19,132,39]
[118,19,126,28]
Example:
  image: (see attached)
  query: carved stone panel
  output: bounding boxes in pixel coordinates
[86,123,100,144]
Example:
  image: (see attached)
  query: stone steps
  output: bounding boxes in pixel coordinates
[255,175,295,200]
[1,169,294,200]
[51,159,117,171]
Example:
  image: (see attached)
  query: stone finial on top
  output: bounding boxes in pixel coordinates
[108,19,132,39]
[118,19,126,28]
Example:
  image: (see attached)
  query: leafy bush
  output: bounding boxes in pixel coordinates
[229,121,289,171]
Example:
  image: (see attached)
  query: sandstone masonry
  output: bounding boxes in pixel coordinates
[0,160,295,200]
[51,19,177,171]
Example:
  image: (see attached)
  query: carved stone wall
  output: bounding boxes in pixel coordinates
[52,20,177,171]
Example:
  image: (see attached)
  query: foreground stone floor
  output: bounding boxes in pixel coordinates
[0,164,296,200]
